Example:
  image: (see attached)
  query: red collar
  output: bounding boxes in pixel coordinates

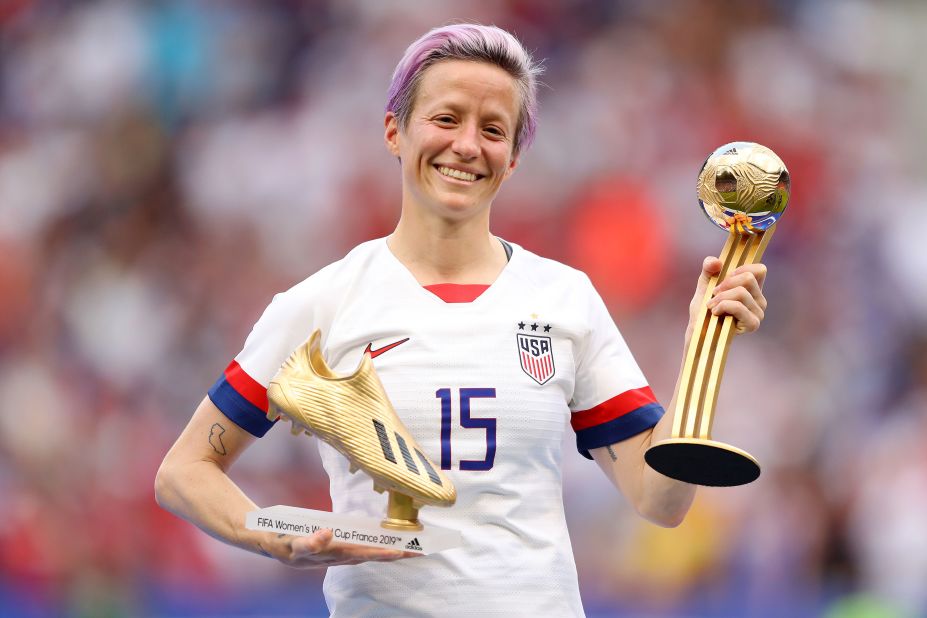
[423,284,490,303]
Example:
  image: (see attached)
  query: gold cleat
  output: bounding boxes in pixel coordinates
[266,330,456,530]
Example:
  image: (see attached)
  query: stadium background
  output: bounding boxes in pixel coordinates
[2,1,926,616]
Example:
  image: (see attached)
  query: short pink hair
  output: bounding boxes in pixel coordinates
[386,24,543,155]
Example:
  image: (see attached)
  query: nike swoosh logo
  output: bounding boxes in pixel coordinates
[364,338,410,359]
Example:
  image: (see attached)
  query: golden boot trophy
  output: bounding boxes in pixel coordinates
[645,142,790,487]
[246,330,461,554]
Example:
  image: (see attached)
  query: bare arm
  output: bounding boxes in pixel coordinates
[155,396,412,566]
[591,257,768,527]
[591,356,694,528]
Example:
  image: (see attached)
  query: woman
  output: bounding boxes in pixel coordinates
[155,24,767,616]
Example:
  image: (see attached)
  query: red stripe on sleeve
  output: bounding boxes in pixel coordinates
[224,360,268,411]
[570,386,658,431]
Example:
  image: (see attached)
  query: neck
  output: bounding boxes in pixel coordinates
[388,212,506,286]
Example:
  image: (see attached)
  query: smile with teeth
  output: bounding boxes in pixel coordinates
[436,166,481,182]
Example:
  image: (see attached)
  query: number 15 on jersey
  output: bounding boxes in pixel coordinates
[436,388,496,471]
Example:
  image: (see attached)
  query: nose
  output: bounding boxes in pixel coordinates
[451,123,480,160]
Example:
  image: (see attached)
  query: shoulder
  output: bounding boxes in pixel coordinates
[233,239,387,384]
[258,239,384,322]
[507,241,595,292]
[270,238,385,311]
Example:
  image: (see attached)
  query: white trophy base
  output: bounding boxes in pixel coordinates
[246,505,463,555]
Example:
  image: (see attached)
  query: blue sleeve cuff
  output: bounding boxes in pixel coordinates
[575,403,664,460]
[207,376,276,438]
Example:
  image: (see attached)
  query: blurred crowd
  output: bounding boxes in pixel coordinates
[2,0,926,616]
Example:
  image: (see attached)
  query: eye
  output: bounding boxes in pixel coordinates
[433,115,456,125]
[483,125,507,139]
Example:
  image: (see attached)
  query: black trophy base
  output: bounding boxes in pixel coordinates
[645,438,760,487]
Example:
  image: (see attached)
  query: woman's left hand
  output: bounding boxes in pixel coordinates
[688,257,768,337]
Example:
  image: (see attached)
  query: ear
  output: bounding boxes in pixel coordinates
[502,151,520,180]
[384,112,401,158]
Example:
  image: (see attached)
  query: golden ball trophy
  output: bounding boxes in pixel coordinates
[245,330,462,554]
[645,142,790,486]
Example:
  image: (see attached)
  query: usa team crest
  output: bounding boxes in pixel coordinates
[516,332,555,385]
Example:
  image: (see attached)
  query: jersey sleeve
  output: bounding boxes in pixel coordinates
[205,243,358,439]
[207,289,318,437]
[569,275,664,459]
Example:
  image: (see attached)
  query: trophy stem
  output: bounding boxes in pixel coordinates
[381,491,424,531]
[647,224,776,486]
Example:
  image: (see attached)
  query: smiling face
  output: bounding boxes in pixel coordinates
[385,59,521,224]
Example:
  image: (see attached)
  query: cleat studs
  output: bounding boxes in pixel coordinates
[373,483,386,494]
[349,463,359,474]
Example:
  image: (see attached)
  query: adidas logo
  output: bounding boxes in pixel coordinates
[405,537,423,551]
[722,147,738,155]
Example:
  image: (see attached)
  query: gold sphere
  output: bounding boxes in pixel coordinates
[697,142,790,233]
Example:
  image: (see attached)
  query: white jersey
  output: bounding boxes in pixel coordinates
[209,238,663,617]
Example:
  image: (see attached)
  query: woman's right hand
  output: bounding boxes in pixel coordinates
[267,529,418,568]
[156,398,419,570]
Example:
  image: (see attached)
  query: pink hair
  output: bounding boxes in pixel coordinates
[386,24,543,155]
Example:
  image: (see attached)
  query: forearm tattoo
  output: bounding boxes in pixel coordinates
[606,445,618,462]
[208,422,228,456]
